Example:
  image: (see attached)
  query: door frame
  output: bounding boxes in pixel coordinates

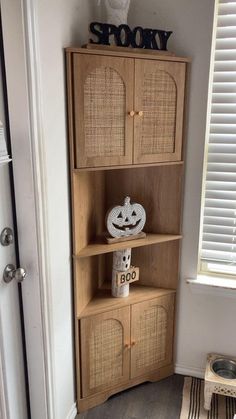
[0,336,8,419]
[1,0,55,417]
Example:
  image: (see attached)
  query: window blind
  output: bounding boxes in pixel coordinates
[200,0,236,269]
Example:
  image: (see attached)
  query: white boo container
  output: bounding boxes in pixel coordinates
[112,248,131,298]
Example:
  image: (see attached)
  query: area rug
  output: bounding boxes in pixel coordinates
[180,377,236,419]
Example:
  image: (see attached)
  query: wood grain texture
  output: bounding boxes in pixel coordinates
[131,240,181,289]
[105,231,146,244]
[84,43,176,56]
[73,54,134,168]
[75,256,105,316]
[66,46,190,63]
[66,52,75,169]
[73,164,183,256]
[73,160,184,172]
[115,266,139,287]
[67,52,82,402]
[106,165,184,234]
[66,48,189,414]
[76,233,182,258]
[78,284,175,319]
[104,241,180,290]
[73,171,105,253]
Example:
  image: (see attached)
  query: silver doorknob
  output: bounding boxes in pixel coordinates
[3,264,27,283]
[0,228,14,246]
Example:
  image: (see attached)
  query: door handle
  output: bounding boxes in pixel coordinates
[3,264,27,283]
[0,228,13,246]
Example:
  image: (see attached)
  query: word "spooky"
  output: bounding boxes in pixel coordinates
[89,22,172,51]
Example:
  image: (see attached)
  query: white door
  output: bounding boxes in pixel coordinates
[0,0,51,419]
[0,53,28,418]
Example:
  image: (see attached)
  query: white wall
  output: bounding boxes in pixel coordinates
[33,1,100,418]
[33,0,236,417]
[130,0,236,375]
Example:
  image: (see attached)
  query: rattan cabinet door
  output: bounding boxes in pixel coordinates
[130,294,175,379]
[80,307,130,397]
[133,59,186,164]
[73,54,134,168]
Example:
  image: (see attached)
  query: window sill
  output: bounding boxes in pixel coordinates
[186,275,236,298]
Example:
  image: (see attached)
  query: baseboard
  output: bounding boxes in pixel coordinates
[66,403,77,419]
[175,363,205,379]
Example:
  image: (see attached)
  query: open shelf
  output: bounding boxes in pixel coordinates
[73,164,183,314]
[78,282,176,318]
[75,233,182,258]
[72,165,183,257]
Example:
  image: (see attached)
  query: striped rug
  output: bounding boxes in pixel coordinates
[180,377,236,419]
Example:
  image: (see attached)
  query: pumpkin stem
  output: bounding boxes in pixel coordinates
[124,196,130,205]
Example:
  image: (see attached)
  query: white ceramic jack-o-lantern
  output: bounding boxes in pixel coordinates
[106,196,146,238]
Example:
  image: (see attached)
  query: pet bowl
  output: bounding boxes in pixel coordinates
[211,358,236,380]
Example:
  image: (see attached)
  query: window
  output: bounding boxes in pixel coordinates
[199,0,236,276]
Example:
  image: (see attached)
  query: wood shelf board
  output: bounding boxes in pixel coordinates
[84,43,176,56]
[66,47,191,63]
[73,161,184,172]
[76,233,182,258]
[78,283,176,318]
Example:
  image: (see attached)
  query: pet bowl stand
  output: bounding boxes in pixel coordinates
[204,353,236,410]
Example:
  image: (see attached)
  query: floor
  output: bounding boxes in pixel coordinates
[77,374,184,419]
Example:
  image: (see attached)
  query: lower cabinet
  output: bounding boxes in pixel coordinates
[80,307,130,397]
[80,294,175,399]
[130,295,174,379]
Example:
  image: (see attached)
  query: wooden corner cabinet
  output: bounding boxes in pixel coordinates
[66,46,189,412]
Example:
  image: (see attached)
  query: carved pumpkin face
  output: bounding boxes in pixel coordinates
[113,248,131,271]
[106,197,146,238]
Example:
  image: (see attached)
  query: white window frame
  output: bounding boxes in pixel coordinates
[198,0,236,279]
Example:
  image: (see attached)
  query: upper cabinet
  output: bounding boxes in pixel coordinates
[67,49,188,169]
[134,59,186,164]
[73,54,134,168]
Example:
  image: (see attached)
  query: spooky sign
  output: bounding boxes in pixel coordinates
[89,22,172,51]
[115,266,139,287]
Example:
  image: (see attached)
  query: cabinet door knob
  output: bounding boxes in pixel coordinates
[131,341,136,347]
[129,111,135,117]
[137,111,143,117]
[124,343,130,349]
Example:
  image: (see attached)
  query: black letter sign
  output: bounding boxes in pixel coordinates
[89,22,172,51]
